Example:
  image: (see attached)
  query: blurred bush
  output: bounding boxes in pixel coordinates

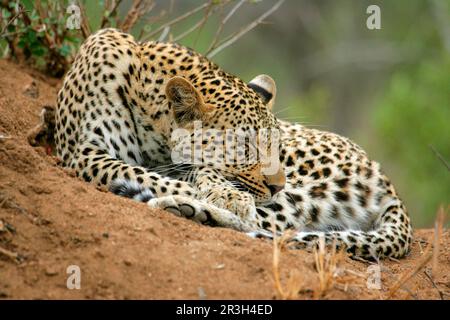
[371,55,450,226]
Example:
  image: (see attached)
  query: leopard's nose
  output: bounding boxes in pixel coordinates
[264,167,286,196]
[268,184,284,196]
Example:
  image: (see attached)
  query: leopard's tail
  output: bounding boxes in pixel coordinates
[251,198,413,260]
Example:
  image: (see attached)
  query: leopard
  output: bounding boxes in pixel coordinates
[54,28,284,227]
[38,28,411,260]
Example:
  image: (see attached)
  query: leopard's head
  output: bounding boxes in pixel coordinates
[166,74,285,203]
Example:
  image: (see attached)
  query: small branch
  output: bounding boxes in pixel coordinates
[0,246,20,262]
[100,0,123,29]
[206,0,246,54]
[173,15,209,42]
[158,26,170,42]
[429,144,450,171]
[140,2,211,42]
[0,5,27,37]
[77,1,91,39]
[191,1,217,48]
[120,0,155,33]
[137,9,168,40]
[207,0,285,59]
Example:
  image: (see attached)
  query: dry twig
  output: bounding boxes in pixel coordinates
[206,0,246,54]
[140,2,211,41]
[172,13,212,42]
[207,0,285,58]
[100,0,123,28]
[0,246,20,261]
[0,4,27,36]
[272,224,302,300]
[120,0,155,33]
[424,269,445,300]
[429,144,450,171]
[77,1,91,39]
[312,236,345,299]
[387,253,432,299]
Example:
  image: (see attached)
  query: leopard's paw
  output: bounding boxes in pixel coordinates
[199,188,256,220]
[147,195,253,231]
[148,195,206,222]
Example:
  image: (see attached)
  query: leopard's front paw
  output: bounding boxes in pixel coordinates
[147,195,253,231]
[199,188,256,220]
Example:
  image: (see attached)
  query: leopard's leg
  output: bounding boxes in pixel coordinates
[110,166,258,230]
[76,143,196,199]
[79,149,251,230]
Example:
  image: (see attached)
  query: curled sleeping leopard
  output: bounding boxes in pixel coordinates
[34,28,412,260]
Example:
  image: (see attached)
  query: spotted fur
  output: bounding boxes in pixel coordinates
[51,28,412,260]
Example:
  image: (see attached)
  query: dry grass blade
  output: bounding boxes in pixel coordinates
[272,226,302,299]
[432,205,447,276]
[424,269,445,300]
[387,207,447,299]
[207,0,285,58]
[312,236,344,299]
[387,251,432,299]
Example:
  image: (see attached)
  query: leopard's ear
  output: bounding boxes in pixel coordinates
[166,76,213,126]
[248,74,276,109]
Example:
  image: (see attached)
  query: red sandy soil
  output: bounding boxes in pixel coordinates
[0,59,448,300]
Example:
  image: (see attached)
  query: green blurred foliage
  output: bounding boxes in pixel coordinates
[1,0,82,75]
[371,55,450,226]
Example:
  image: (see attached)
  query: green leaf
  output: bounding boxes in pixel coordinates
[17,38,26,49]
[25,30,37,43]
[2,9,12,19]
[30,44,46,56]
[59,44,71,57]
[8,1,18,9]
